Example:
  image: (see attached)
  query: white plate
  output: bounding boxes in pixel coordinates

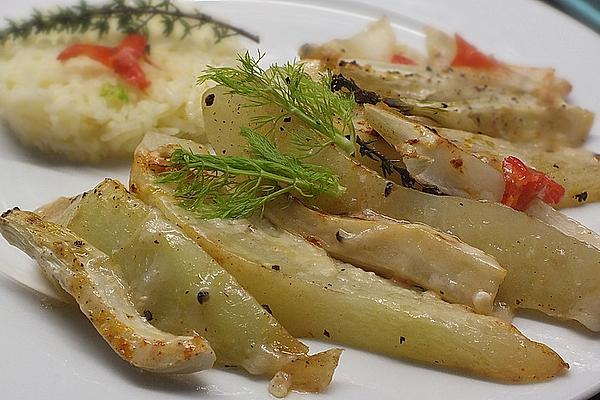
[1,0,599,399]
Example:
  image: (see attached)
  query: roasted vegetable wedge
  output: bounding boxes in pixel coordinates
[438,127,600,208]
[362,104,600,249]
[201,87,600,331]
[130,132,568,382]
[38,179,341,394]
[363,103,505,201]
[264,196,505,314]
[299,18,594,148]
[423,26,572,99]
[0,209,215,374]
[326,61,593,148]
[299,18,424,67]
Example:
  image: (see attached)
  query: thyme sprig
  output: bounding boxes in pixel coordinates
[331,73,444,194]
[159,128,345,219]
[356,136,443,195]
[331,73,447,120]
[198,52,356,156]
[0,0,259,44]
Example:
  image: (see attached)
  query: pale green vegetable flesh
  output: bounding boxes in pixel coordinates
[264,197,505,313]
[0,209,215,374]
[131,133,568,382]
[46,179,312,376]
[201,87,600,331]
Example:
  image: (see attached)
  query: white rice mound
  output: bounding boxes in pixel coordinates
[0,23,241,161]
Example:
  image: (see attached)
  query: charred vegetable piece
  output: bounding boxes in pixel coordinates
[38,179,341,392]
[201,87,600,331]
[129,132,568,382]
[0,209,215,373]
[264,196,506,314]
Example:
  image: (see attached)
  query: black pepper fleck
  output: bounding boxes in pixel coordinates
[271,265,280,271]
[204,93,215,106]
[399,336,406,344]
[384,181,393,197]
[143,310,153,321]
[197,290,210,304]
[262,304,273,315]
[323,329,330,338]
[335,230,351,242]
[574,191,588,203]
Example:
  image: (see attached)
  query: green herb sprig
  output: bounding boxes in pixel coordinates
[198,52,356,156]
[0,0,259,44]
[159,128,345,219]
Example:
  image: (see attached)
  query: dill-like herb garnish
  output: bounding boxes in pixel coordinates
[0,0,259,44]
[198,52,356,156]
[159,128,346,219]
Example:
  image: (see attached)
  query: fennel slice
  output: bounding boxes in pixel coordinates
[0,208,215,373]
[39,178,341,396]
[201,87,600,332]
[264,196,505,314]
[131,132,568,382]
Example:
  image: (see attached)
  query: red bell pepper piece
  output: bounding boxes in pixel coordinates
[390,53,416,65]
[451,34,502,69]
[501,156,565,211]
[58,34,151,90]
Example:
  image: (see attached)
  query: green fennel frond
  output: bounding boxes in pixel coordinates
[197,51,357,156]
[0,0,259,44]
[158,128,346,219]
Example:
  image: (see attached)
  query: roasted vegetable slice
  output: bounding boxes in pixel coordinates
[299,17,424,67]
[38,179,340,394]
[424,26,572,99]
[326,61,593,148]
[264,196,505,314]
[201,87,600,331]
[130,132,568,382]
[0,208,215,374]
[438,127,600,208]
[362,104,600,249]
[363,104,505,201]
[300,18,572,102]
